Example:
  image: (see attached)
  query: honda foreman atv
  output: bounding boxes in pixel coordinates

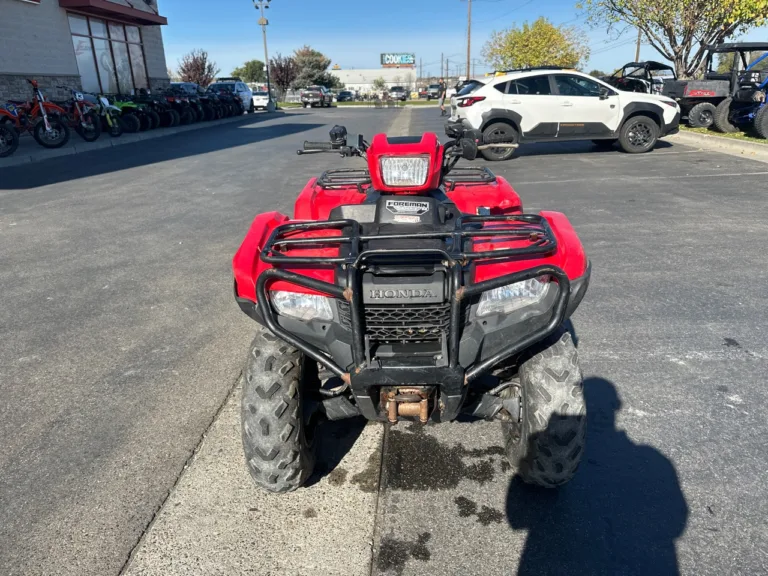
[233,124,591,493]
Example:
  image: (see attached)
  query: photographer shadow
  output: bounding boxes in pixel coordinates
[506,377,689,576]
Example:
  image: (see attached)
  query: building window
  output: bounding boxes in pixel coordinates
[68,13,149,94]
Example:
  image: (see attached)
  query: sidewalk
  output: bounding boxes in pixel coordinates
[0,111,280,169]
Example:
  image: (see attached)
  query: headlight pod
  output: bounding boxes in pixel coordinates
[380,156,429,187]
[270,291,333,321]
[476,277,551,317]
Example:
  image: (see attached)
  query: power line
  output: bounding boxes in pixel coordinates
[473,0,537,24]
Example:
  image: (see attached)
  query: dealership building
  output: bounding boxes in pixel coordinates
[0,0,170,102]
[330,53,419,94]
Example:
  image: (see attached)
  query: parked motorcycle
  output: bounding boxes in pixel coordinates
[82,93,125,137]
[56,86,101,142]
[0,80,70,148]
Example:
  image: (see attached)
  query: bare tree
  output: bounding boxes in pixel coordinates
[177,49,220,87]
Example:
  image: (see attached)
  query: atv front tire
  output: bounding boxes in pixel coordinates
[713,98,739,133]
[241,328,317,493]
[502,329,586,488]
[480,122,518,161]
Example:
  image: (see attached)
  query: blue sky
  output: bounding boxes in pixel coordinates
[160,0,768,76]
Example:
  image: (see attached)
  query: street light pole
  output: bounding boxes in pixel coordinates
[254,0,275,111]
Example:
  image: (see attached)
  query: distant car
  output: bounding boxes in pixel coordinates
[427,84,442,100]
[337,90,355,102]
[208,80,255,113]
[252,90,271,110]
[418,87,429,99]
[301,85,333,108]
[389,86,407,101]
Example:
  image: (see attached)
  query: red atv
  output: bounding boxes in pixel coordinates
[233,124,591,492]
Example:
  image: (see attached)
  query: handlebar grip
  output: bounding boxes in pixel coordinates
[303,141,333,151]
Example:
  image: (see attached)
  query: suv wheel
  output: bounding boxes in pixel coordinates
[241,328,318,493]
[501,329,586,488]
[618,115,658,153]
[480,122,519,162]
[687,102,716,128]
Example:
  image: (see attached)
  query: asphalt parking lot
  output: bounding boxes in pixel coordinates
[1,107,767,576]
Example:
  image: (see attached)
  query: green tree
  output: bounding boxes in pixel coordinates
[292,45,341,89]
[482,17,590,70]
[589,69,608,77]
[177,49,220,87]
[579,0,768,77]
[372,77,387,91]
[231,59,265,83]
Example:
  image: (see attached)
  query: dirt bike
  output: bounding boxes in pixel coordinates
[55,86,101,142]
[232,123,591,493]
[0,79,70,148]
[82,93,125,137]
[0,122,19,158]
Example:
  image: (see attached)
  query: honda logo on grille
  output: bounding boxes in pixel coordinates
[369,289,436,300]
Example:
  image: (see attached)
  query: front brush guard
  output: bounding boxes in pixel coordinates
[255,214,572,421]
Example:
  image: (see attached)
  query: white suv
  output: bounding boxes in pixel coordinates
[450,67,681,160]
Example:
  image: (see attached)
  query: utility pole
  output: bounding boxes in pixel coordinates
[635,28,642,61]
[254,0,274,111]
[466,0,472,78]
[446,58,449,80]
[420,57,423,82]
[440,53,444,79]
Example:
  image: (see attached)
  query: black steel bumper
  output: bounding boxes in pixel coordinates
[240,214,589,421]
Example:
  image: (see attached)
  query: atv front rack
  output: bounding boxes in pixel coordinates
[261,213,557,265]
[254,213,572,421]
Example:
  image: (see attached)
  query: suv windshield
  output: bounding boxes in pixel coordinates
[390,86,404,91]
[429,84,440,90]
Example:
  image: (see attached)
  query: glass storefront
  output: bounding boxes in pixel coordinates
[68,13,149,95]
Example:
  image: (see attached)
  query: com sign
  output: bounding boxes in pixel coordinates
[381,53,416,68]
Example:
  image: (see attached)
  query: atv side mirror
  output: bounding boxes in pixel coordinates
[460,138,478,161]
[599,87,611,100]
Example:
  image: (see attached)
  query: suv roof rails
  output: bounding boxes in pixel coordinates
[215,77,242,82]
[485,66,572,77]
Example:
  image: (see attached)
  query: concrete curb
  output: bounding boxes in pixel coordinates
[0,111,281,169]
[668,129,768,163]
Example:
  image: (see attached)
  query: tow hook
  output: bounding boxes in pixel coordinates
[382,387,432,424]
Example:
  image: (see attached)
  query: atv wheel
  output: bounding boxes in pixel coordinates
[168,109,181,127]
[753,106,768,139]
[618,115,658,153]
[146,109,161,130]
[501,329,586,488]
[481,122,518,161]
[241,328,318,493]
[713,98,739,133]
[202,104,215,121]
[687,102,716,128]
[179,108,194,125]
[121,113,141,133]
[137,113,152,131]
[592,139,616,150]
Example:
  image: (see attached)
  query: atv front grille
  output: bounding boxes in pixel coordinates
[338,301,451,342]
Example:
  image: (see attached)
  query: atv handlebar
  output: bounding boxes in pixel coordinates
[303,141,334,151]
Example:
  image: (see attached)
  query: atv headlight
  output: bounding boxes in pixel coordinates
[476,277,551,317]
[380,156,429,187]
[270,291,333,321]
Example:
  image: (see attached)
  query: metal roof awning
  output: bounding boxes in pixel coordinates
[59,0,168,25]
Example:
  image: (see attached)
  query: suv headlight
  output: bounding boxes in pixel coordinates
[476,277,551,317]
[380,156,429,187]
[270,291,333,321]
